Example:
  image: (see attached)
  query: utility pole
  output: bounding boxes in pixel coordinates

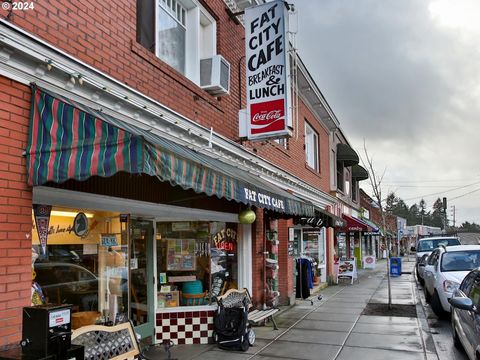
[451,205,456,228]
[443,197,447,230]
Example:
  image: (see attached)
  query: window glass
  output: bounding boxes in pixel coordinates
[32,208,128,326]
[157,3,186,74]
[461,272,476,295]
[337,161,344,192]
[156,221,238,307]
[416,238,460,252]
[352,179,358,201]
[469,277,480,306]
[305,122,319,171]
[440,250,480,272]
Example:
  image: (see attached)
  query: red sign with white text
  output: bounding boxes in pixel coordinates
[250,99,285,134]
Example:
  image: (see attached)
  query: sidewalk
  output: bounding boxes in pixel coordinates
[145,257,439,360]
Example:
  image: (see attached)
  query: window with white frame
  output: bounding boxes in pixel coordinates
[274,137,288,149]
[305,122,319,171]
[137,0,216,84]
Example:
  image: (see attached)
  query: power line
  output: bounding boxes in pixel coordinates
[449,187,480,201]
[402,180,480,202]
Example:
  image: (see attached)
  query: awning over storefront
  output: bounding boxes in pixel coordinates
[336,143,359,167]
[339,214,373,232]
[294,208,346,228]
[352,164,369,180]
[360,218,383,235]
[26,87,315,217]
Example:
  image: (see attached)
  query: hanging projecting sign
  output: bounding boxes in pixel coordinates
[245,0,292,140]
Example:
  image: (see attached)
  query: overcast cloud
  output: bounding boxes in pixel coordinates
[293,0,480,225]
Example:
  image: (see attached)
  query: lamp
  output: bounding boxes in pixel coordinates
[238,209,256,224]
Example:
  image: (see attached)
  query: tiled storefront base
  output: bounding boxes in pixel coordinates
[156,310,215,345]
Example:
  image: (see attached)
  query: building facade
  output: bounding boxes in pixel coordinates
[0,0,358,347]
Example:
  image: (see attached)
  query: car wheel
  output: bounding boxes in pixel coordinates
[451,317,463,350]
[416,267,425,285]
[424,286,431,303]
[431,290,446,318]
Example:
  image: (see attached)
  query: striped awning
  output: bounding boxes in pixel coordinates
[26,87,314,217]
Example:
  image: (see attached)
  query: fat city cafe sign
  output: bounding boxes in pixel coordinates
[245,0,292,140]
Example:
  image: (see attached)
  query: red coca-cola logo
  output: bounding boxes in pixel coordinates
[250,99,285,135]
[252,110,282,122]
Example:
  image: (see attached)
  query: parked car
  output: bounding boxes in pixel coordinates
[34,262,99,311]
[450,268,480,360]
[412,236,461,285]
[423,244,480,317]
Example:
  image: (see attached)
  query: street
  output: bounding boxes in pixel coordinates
[415,272,469,360]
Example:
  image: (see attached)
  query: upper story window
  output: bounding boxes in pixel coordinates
[337,160,344,192]
[305,122,319,171]
[137,0,217,85]
[274,138,288,150]
[352,179,358,202]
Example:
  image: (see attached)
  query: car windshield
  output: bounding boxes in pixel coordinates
[440,250,480,272]
[417,238,460,252]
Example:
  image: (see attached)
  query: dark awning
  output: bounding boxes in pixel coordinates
[352,164,369,181]
[294,208,346,228]
[26,86,315,217]
[337,143,359,167]
[339,214,373,232]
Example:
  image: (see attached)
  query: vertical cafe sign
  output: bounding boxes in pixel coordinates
[245,0,291,140]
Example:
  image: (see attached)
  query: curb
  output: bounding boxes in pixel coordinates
[411,268,440,360]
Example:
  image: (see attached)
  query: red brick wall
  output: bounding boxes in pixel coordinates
[278,219,294,305]
[0,0,331,194]
[0,77,33,348]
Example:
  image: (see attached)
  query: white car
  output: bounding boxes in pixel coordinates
[423,244,480,317]
[413,236,460,285]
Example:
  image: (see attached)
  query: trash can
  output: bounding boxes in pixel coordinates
[390,257,402,276]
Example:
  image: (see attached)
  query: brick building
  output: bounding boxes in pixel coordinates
[0,0,358,348]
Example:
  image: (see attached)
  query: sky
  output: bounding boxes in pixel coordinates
[292,0,480,226]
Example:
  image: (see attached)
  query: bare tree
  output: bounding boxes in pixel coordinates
[362,141,392,309]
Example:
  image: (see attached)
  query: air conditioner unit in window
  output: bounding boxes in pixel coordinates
[236,0,253,10]
[200,55,230,96]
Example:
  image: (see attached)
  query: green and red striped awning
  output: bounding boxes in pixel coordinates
[26,87,314,217]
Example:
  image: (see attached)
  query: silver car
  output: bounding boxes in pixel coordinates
[450,268,480,360]
[413,236,460,285]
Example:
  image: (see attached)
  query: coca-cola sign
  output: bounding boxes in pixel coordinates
[245,1,291,140]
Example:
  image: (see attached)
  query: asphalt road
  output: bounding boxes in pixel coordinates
[415,274,469,360]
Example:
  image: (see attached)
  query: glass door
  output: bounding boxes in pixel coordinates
[129,218,155,340]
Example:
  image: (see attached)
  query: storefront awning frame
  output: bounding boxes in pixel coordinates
[336,143,359,167]
[339,214,373,232]
[26,87,315,217]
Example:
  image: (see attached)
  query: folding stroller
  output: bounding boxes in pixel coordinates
[213,289,255,351]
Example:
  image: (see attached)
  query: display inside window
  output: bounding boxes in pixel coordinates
[31,207,128,329]
[156,221,238,307]
[166,239,196,271]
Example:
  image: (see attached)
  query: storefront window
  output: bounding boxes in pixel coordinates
[336,233,347,259]
[31,207,129,328]
[156,221,238,308]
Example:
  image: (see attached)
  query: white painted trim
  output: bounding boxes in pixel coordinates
[237,224,252,294]
[33,187,238,223]
[0,20,336,207]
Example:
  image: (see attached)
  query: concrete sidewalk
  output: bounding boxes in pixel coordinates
[145,257,439,360]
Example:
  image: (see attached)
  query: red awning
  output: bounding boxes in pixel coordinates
[340,214,373,232]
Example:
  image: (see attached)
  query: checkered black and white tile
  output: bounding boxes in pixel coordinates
[156,310,215,345]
